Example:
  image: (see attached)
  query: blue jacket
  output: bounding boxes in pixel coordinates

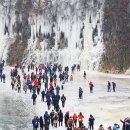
[46,92,50,100]
[44,112,50,122]
[47,98,51,106]
[55,94,60,101]
[32,118,39,127]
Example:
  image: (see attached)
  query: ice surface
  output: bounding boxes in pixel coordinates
[0,67,130,130]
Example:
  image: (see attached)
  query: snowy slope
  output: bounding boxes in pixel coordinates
[0,67,130,130]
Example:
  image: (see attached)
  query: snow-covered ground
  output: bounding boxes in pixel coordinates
[0,67,130,130]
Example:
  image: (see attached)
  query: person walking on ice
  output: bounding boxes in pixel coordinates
[32,92,37,105]
[88,114,95,130]
[70,75,73,81]
[112,82,116,92]
[107,81,111,92]
[78,112,84,127]
[17,81,21,93]
[98,124,104,130]
[89,81,94,93]
[61,94,66,107]
[32,116,39,130]
[2,73,6,83]
[11,79,15,90]
[83,71,86,79]
[79,87,83,99]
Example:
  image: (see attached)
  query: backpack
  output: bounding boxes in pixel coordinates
[34,120,38,127]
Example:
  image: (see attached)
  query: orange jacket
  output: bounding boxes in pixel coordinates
[78,115,84,122]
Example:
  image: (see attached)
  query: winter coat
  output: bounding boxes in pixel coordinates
[78,115,84,122]
[55,104,60,112]
[113,124,120,130]
[79,88,83,95]
[44,112,50,123]
[32,118,39,128]
[40,117,44,128]
[50,111,55,120]
[55,94,60,102]
[34,79,38,86]
[70,75,73,81]
[32,93,37,100]
[53,113,59,124]
[73,114,78,122]
[46,92,51,100]
[28,83,32,90]
[98,126,104,130]
[47,98,51,106]
[56,86,60,92]
[17,82,21,88]
[121,118,130,130]
[65,113,69,124]
[108,81,111,87]
[61,95,66,102]
[67,118,74,127]
[58,110,63,122]
[23,84,28,92]
[41,91,45,97]
[89,117,95,125]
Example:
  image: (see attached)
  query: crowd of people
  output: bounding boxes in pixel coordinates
[32,114,130,130]
[9,62,128,130]
[0,60,129,130]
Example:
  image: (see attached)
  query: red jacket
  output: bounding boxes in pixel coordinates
[73,114,78,121]
[34,79,38,86]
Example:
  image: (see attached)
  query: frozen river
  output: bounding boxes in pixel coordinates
[0,67,130,130]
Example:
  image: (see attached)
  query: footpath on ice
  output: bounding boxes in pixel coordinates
[0,66,130,130]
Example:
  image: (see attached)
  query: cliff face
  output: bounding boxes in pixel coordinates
[101,0,130,73]
[24,0,104,69]
[0,0,31,65]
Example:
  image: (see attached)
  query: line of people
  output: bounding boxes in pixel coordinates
[32,111,87,130]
